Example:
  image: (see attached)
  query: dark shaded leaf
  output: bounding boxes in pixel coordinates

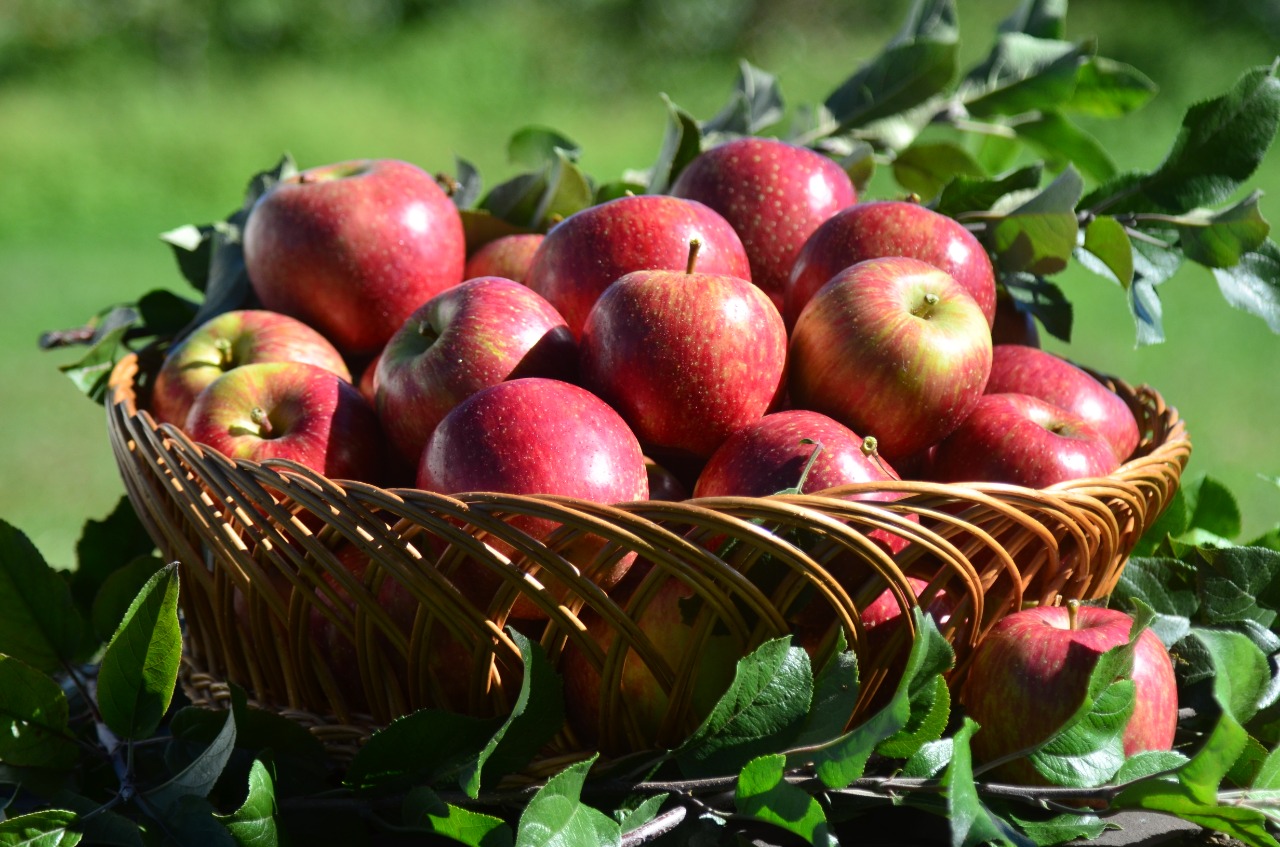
[1001,273,1073,342]
[159,223,215,291]
[1014,111,1116,182]
[1212,238,1280,333]
[932,164,1043,217]
[97,562,181,740]
[891,142,984,200]
[145,707,236,815]
[159,796,236,847]
[345,709,503,793]
[514,756,620,847]
[961,34,1091,118]
[507,127,581,170]
[646,96,703,194]
[0,520,89,673]
[0,655,77,769]
[215,760,278,847]
[735,754,835,847]
[453,157,484,210]
[1194,546,1280,636]
[792,636,859,748]
[460,209,534,254]
[403,787,512,847]
[136,290,199,338]
[1063,57,1158,118]
[987,165,1082,275]
[703,60,784,137]
[1111,557,1197,647]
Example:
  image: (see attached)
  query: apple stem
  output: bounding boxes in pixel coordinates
[1067,599,1080,631]
[214,337,235,370]
[860,436,901,481]
[685,239,702,275]
[250,406,273,437]
[795,438,825,493]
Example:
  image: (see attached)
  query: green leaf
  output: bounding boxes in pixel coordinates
[403,787,512,847]
[735,754,835,847]
[702,60,784,137]
[998,0,1066,39]
[57,320,134,405]
[479,152,593,232]
[675,638,813,779]
[839,140,877,195]
[1014,111,1116,182]
[96,562,182,740]
[878,674,952,760]
[71,497,156,620]
[514,756,620,847]
[0,811,80,846]
[158,796,236,847]
[823,0,959,130]
[1006,811,1110,846]
[1190,628,1271,725]
[452,156,484,209]
[792,638,859,749]
[0,655,77,770]
[613,794,667,834]
[507,127,581,170]
[961,34,1091,118]
[932,164,1043,218]
[1170,192,1271,269]
[1079,215,1134,287]
[1063,56,1157,118]
[145,706,236,815]
[345,709,503,793]
[159,223,215,291]
[891,142,985,200]
[1114,750,1190,783]
[1126,235,1183,345]
[1001,273,1073,342]
[1110,557,1197,647]
[216,760,278,847]
[0,520,89,673]
[1182,470,1245,536]
[1212,238,1280,333]
[460,630,564,797]
[645,95,703,194]
[903,737,953,778]
[944,719,1035,847]
[987,166,1083,275]
[1194,546,1280,636]
[89,555,165,644]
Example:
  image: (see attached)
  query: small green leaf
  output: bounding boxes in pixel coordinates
[0,520,90,673]
[1170,192,1271,269]
[216,760,278,847]
[824,0,959,130]
[944,719,1035,847]
[89,556,165,644]
[514,756,620,847]
[507,127,581,170]
[646,95,703,194]
[1213,239,1280,333]
[891,142,985,200]
[1006,811,1110,846]
[345,709,503,793]
[961,34,1090,118]
[0,655,77,769]
[97,562,182,740]
[0,810,81,847]
[532,151,594,229]
[613,794,667,834]
[403,787,512,847]
[988,166,1084,275]
[932,164,1043,217]
[1063,57,1158,118]
[997,0,1066,39]
[702,60,785,137]
[57,320,135,404]
[877,674,952,759]
[1079,215,1134,287]
[902,737,953,778]
[1014,111,1116,182]
[675,638,813,779]
[735,754,835,847]
[1113,750,1190,783]
[452,156,484,209]
[145,706,236,814]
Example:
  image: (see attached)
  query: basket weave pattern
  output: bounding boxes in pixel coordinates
[107,353,1191,762]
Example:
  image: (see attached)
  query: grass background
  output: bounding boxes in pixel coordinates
[3,0,1279,567]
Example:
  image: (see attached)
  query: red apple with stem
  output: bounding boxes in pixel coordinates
[525,194,752,338]
[463,233,545,283]
[184,361,386,483]
[788,257,993,462]
[374,276,577,465]
[785,200,997,330]
[579,241,787,459]
[243,159,466,356]
[960,602,1178,786]
[931,393,1121,488]
[150,309,351,427]
[671,136,856,313]
[985,345,1141,462]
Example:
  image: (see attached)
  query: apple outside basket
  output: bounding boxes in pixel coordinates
[106,351,1191,771]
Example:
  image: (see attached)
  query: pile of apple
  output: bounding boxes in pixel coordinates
[145,138,1173,766]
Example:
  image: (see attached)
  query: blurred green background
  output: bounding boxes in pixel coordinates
[3,0,1279,567]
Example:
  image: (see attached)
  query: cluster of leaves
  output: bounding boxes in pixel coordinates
[4,475,1280,846]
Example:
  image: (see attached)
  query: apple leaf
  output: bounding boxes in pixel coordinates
[55,316,136,405]
[823,0,958,131]
[1077,215,1134,287]
[532,150,594,229]
[1001,272,1073,342]
[791,635,860,749]
[891,142,985,201]
[89,555,165,644]
[345,708,504,793]
[96,562,182,740]
[675,638,813,779]
[0,655,78,770]
[1126,236,1183,346]
[1013,111,1116,182]
[1213,239,1280,333]
[214,760,278,847]
[143,707,236,815]
[1114,749,1191,784]
[136,289,200,339]
[1192,546,1280,636]
[839,140,877,195]
[1110,557,1197,647]
[1062,56,1157,118]
[902,737,953,779]
[960,34,1091,118]
[612,794,668,833]
[155,796,237,847]
[0,810,82,847]
[702,60,784,138]
[943,718,1036,847]
[452,156,484,210]
[0,519,90,674]
[402,787,513,847]
[734,754,836,847]
[1167,191,1271,269]
[514,756,620,847]
[507,126,581,171]
[1003,811,1111,847]
[931,163,1043,218]
[998,0,1066,40]
[645,95,703,194]
[987,165,1083,275]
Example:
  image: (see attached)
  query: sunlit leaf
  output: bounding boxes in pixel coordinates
[735,754,835,847]
[514,756,620,847]
[215,760,279,847]
[97,563,181,740]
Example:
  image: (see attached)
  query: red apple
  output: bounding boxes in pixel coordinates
[374,276,577,465]
[463,233,545,283]
[579,248,787,458]
[785,200,997,330]
[150,309,351,427]
[184,361,385,483]
[525,194,752,338]
[671,137,856,313]
[960,603,1178,785]
[243,159,466,356]
[985,345,1141,462]
[788,257,993,461]
[931,393,1121,488]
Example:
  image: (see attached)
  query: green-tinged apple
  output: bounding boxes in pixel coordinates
[671,136,856,313]
[525,194,752,337]
[985,345,1141,462]
[150,309,351,427]
[579,244,786,458]
[960,603,1178,786]
[243,158,466,356]
[374,276,577,465]
[184,361,386,483]
[932,393,1121,488]
[789,257,993,461]
[417,378,649,617]
[786,200,997,329]
[463,233,545,283]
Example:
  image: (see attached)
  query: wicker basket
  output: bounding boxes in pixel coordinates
[106,351,1190,764]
